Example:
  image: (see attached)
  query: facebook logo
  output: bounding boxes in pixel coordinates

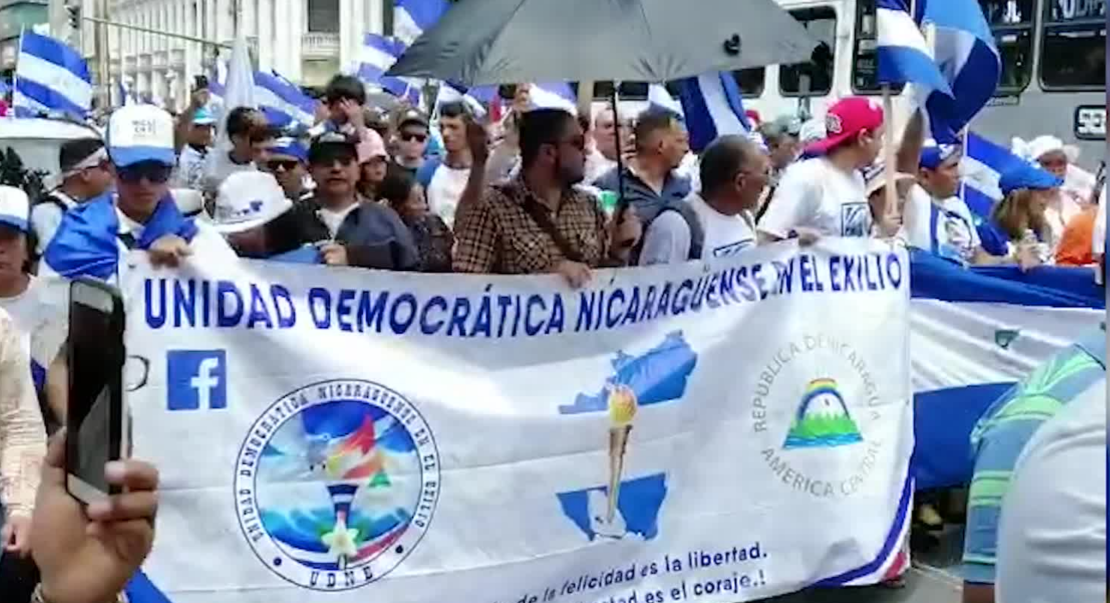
[166,350,227,411]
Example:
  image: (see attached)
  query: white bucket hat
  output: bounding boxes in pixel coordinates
[212,172,292,234]
[1011,135,1080,165]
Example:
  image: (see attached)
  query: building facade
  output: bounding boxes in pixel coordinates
[48,0,390,110]
[0,0,49,72]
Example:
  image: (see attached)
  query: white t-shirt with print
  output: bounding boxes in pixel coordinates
[426,164,471,228]
[758,157,870,238]
[904,184,981,263]
[638,193,756,265]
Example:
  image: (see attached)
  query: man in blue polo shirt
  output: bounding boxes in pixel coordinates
[961,324,1106,603]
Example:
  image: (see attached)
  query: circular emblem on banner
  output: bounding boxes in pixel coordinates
[234,379,440,591]
[748,334,887,499]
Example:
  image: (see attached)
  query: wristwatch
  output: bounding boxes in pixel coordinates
[31,584,129,603]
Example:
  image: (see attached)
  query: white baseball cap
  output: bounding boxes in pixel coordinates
[106,104,176,168]
[0,186,31,233]
[212,172,292,234]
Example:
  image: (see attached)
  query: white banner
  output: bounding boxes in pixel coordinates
[122,239,914,603]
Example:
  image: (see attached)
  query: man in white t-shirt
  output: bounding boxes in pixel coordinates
[902,141,993,265]
[758,97,884,242]
[417,101,474,229]
[639,136,769,265]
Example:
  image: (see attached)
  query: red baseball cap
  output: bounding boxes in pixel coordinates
[805,97,884,156]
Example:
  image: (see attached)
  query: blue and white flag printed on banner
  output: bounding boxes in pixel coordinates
[908,249,1103,490]
[675,72,751,152]
[119,239,914,602]
[358,34,420,104]
[918,0,1001,143]
[254,71,317,129]
[13,31,92,119]
[393,0,448,45]
[875,0,953,96]
[959,131,1027,219]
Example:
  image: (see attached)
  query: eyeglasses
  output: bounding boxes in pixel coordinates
[400,132,427,143]
[311,155,356,168]
[266,160,300,172]
[117,163,172,184]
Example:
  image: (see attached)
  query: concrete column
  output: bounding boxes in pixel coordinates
[286,0,303,82]
[257,0,272,72]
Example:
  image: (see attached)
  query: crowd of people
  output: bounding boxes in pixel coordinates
[0,71,1105,603]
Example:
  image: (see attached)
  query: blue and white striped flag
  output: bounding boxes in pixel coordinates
[394,0,448,45]
[959,131,1027,219]
[528,82,576,113]
[674,72,750,152]
[876,0,953,96]
[648,84,683,117]
[358,33,420,105]
[13,31,92,119]
[919,0,1001,143]
[908,250,1103,489]
[254,71,317,129]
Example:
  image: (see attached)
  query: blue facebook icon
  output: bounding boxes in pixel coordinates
[167,350,227,410]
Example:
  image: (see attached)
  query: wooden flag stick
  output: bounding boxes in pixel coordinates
[882,84,899,230]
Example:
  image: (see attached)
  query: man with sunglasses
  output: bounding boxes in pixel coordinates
[31,139,115,257]
[261,137,311,201]
[392,109,430,177]
[266,132,418,270]
[41,105,235,284]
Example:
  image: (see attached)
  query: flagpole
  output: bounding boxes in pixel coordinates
[882,84,898,229]
[12,26,24,116]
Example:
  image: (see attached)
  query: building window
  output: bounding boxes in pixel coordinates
[1038,0,1105,90]
[779,7,837,96]
[307,0,340,33]
[979,0,1034,93]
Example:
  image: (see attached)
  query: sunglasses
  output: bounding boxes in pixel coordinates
[118,163,173,184]
[266,159,300,172]
[311,155,356,168]
[400,132,427,143]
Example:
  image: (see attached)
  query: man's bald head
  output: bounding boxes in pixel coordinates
[700,135,760,195]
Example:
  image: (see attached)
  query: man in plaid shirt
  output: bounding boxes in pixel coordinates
[453,109,641,287]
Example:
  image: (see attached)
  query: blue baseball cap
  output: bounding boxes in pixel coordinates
[920,141,960,170]
[0,186,30,233]
[266,137,308,162]
[998,163,1064,196]
[106,105,176,168]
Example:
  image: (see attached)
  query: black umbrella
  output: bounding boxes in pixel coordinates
[386,0,818,86]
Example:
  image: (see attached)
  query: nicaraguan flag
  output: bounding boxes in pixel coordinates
[358,33,420,104]
[908,249,1103,490]
[959,131,1027,219]
[436,82,487,117]
[13,31,92,119]
[876,0,953,96]
[675,72,750,152]
[648,84,683,118]
[919,0,1001,143]
[528,82,576,113]
[254,71,316,129]
[394,0,448,45]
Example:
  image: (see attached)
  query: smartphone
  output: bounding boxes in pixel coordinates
[66,278,127,505]
[194,75,209,91]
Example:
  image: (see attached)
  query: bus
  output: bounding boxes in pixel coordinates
[583,0,1106,170]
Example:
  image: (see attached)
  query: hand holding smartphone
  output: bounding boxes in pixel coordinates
[66,278,128,505]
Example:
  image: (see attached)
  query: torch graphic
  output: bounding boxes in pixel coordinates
[606,384,638,524]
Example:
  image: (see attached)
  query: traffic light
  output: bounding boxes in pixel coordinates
[66,5,81,29]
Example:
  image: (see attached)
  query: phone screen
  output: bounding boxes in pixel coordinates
[67,286,123,497]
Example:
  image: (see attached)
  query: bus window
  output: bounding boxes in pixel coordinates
[979,0,1035,92]
[590,81,649,101]
[851,0,905,94]
[1039,0,1106,89]
[779,7,837,96]
[735,69,766,97]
